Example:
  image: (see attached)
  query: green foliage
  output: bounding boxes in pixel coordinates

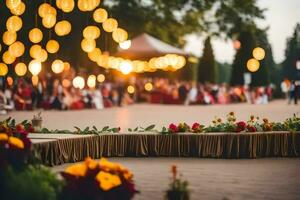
[198,37,218,83]
[217,62,232,83]
[0,165,63,200]
[282,23,300,80]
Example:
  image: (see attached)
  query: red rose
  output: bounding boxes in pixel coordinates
[168,123,178,133]
[192,123,202,132]
[247,125,256,132]
[15,124,25,132]
[236,121,246,132]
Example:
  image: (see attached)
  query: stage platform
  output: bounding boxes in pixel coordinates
[29,132,300,166]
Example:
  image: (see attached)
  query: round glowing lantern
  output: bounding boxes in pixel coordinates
[88,48,101,62]
[8,41,25,57]
[56,0,62,8]
[93,8,108,23]
[42,14,56,28]
[3,51,16,64]
[87,75,96,88]
[119,60,133,75]
[2,31,17,45]
[0,63,8,76]
[252,47,265,60]
[81,39,96,53]
[51,59,64,74]
[29,28,43,43]
[83,26,100,40]
[10,1,25,16]
[30,44,42,59]
[102,18,118,32]
[38,3,56,18]
[77,0,88,11]
[46,40,59,54]
[247,58,260,72]
[144,82,153,91]
[15,62,27,76]
[6,15,22,32]
[112,28,128,43]
[119,40,131,50]
[55,20,72,36]
[73,76,85,89]
[127,85,135,94]
[62,79,71,87]
[97,74,105,83]
[63,62,71,71]
[175,56,186,69]
[28,60,42,75]
[6,0,21,9]
[61,0,75,13]
[37,49,48,62]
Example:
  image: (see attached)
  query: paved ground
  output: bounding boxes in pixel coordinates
[3,100,300,200]
[53,157,300,200]
[1,100,299,130]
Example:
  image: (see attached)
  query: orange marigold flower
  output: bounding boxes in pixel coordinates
[0,133,9,141]
[65,163,87,177]
[8,136,24,149]
[85,157,98,170]
[263,118,269,123]
[96,171,121,191]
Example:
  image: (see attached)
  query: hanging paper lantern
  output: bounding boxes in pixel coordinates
[81,39,96,53]
[78,0,99,11]
[61,0,75,13]
[2,31,17,46]
[28,60,42,75]
[88,48,101,62]
[252,47,265,60]
[97,74,105,83]
[46,40,60,54]
[73,76,85,89]
[42,14,56,29]
[119,60,133,75]
[93,8,108,23]
[29,28,43,43]
[247,58,260,72]
[87,75,96,88]
[77,0,88,11]
[6,15,22,32]
[83,26,100,40]
[51,59,64,74]
[112,28,128,43]
[37,49,48,62]
[15,62,27,76]
[55,20,72,36]
[63,62,71,71]
[144,82,153,91]
[56,0,62,8]
[127,85,135,94]
[62,79,71,87]
[8,41,25,57]
[119,40,131,50]
[6,0,21,9]
[96,54,109,68]
[30,45,42,59]
[2,51,16,64]
[38,3,56,18]
[10,1,25,16]
[0,63,9,76]
[102,18,118,32]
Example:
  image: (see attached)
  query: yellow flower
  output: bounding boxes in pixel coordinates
[65,163,87,177]
[99,158,117,171]
[217,118,222,123]
[96,171,121,191]
[85,157,98,170]
[0,133,9,141]
[8,136,24,149]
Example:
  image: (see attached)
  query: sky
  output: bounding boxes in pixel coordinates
[184,0,300,64]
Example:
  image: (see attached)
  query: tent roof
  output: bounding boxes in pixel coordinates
[114,33,187,60]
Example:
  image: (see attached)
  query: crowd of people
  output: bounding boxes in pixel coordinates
[0,75,283,114]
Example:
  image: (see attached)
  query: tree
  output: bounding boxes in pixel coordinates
[198,37,218,83]
[230,28,257,85]
[282,23,300,80]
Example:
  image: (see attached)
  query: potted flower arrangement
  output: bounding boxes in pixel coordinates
[165,165,190,200]
[61,157,138,200]
[31,112,43,132]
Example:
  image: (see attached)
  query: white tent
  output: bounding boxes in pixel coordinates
[115,33,187,60]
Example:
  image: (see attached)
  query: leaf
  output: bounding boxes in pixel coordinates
[74,126,81,132]
[134,127,138,132]
[92,126,98,131]
[111,127,120,133]
[101,126,109,132]
[83,127,89,133]
[128,128,132,132]
[145,124,155,131]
